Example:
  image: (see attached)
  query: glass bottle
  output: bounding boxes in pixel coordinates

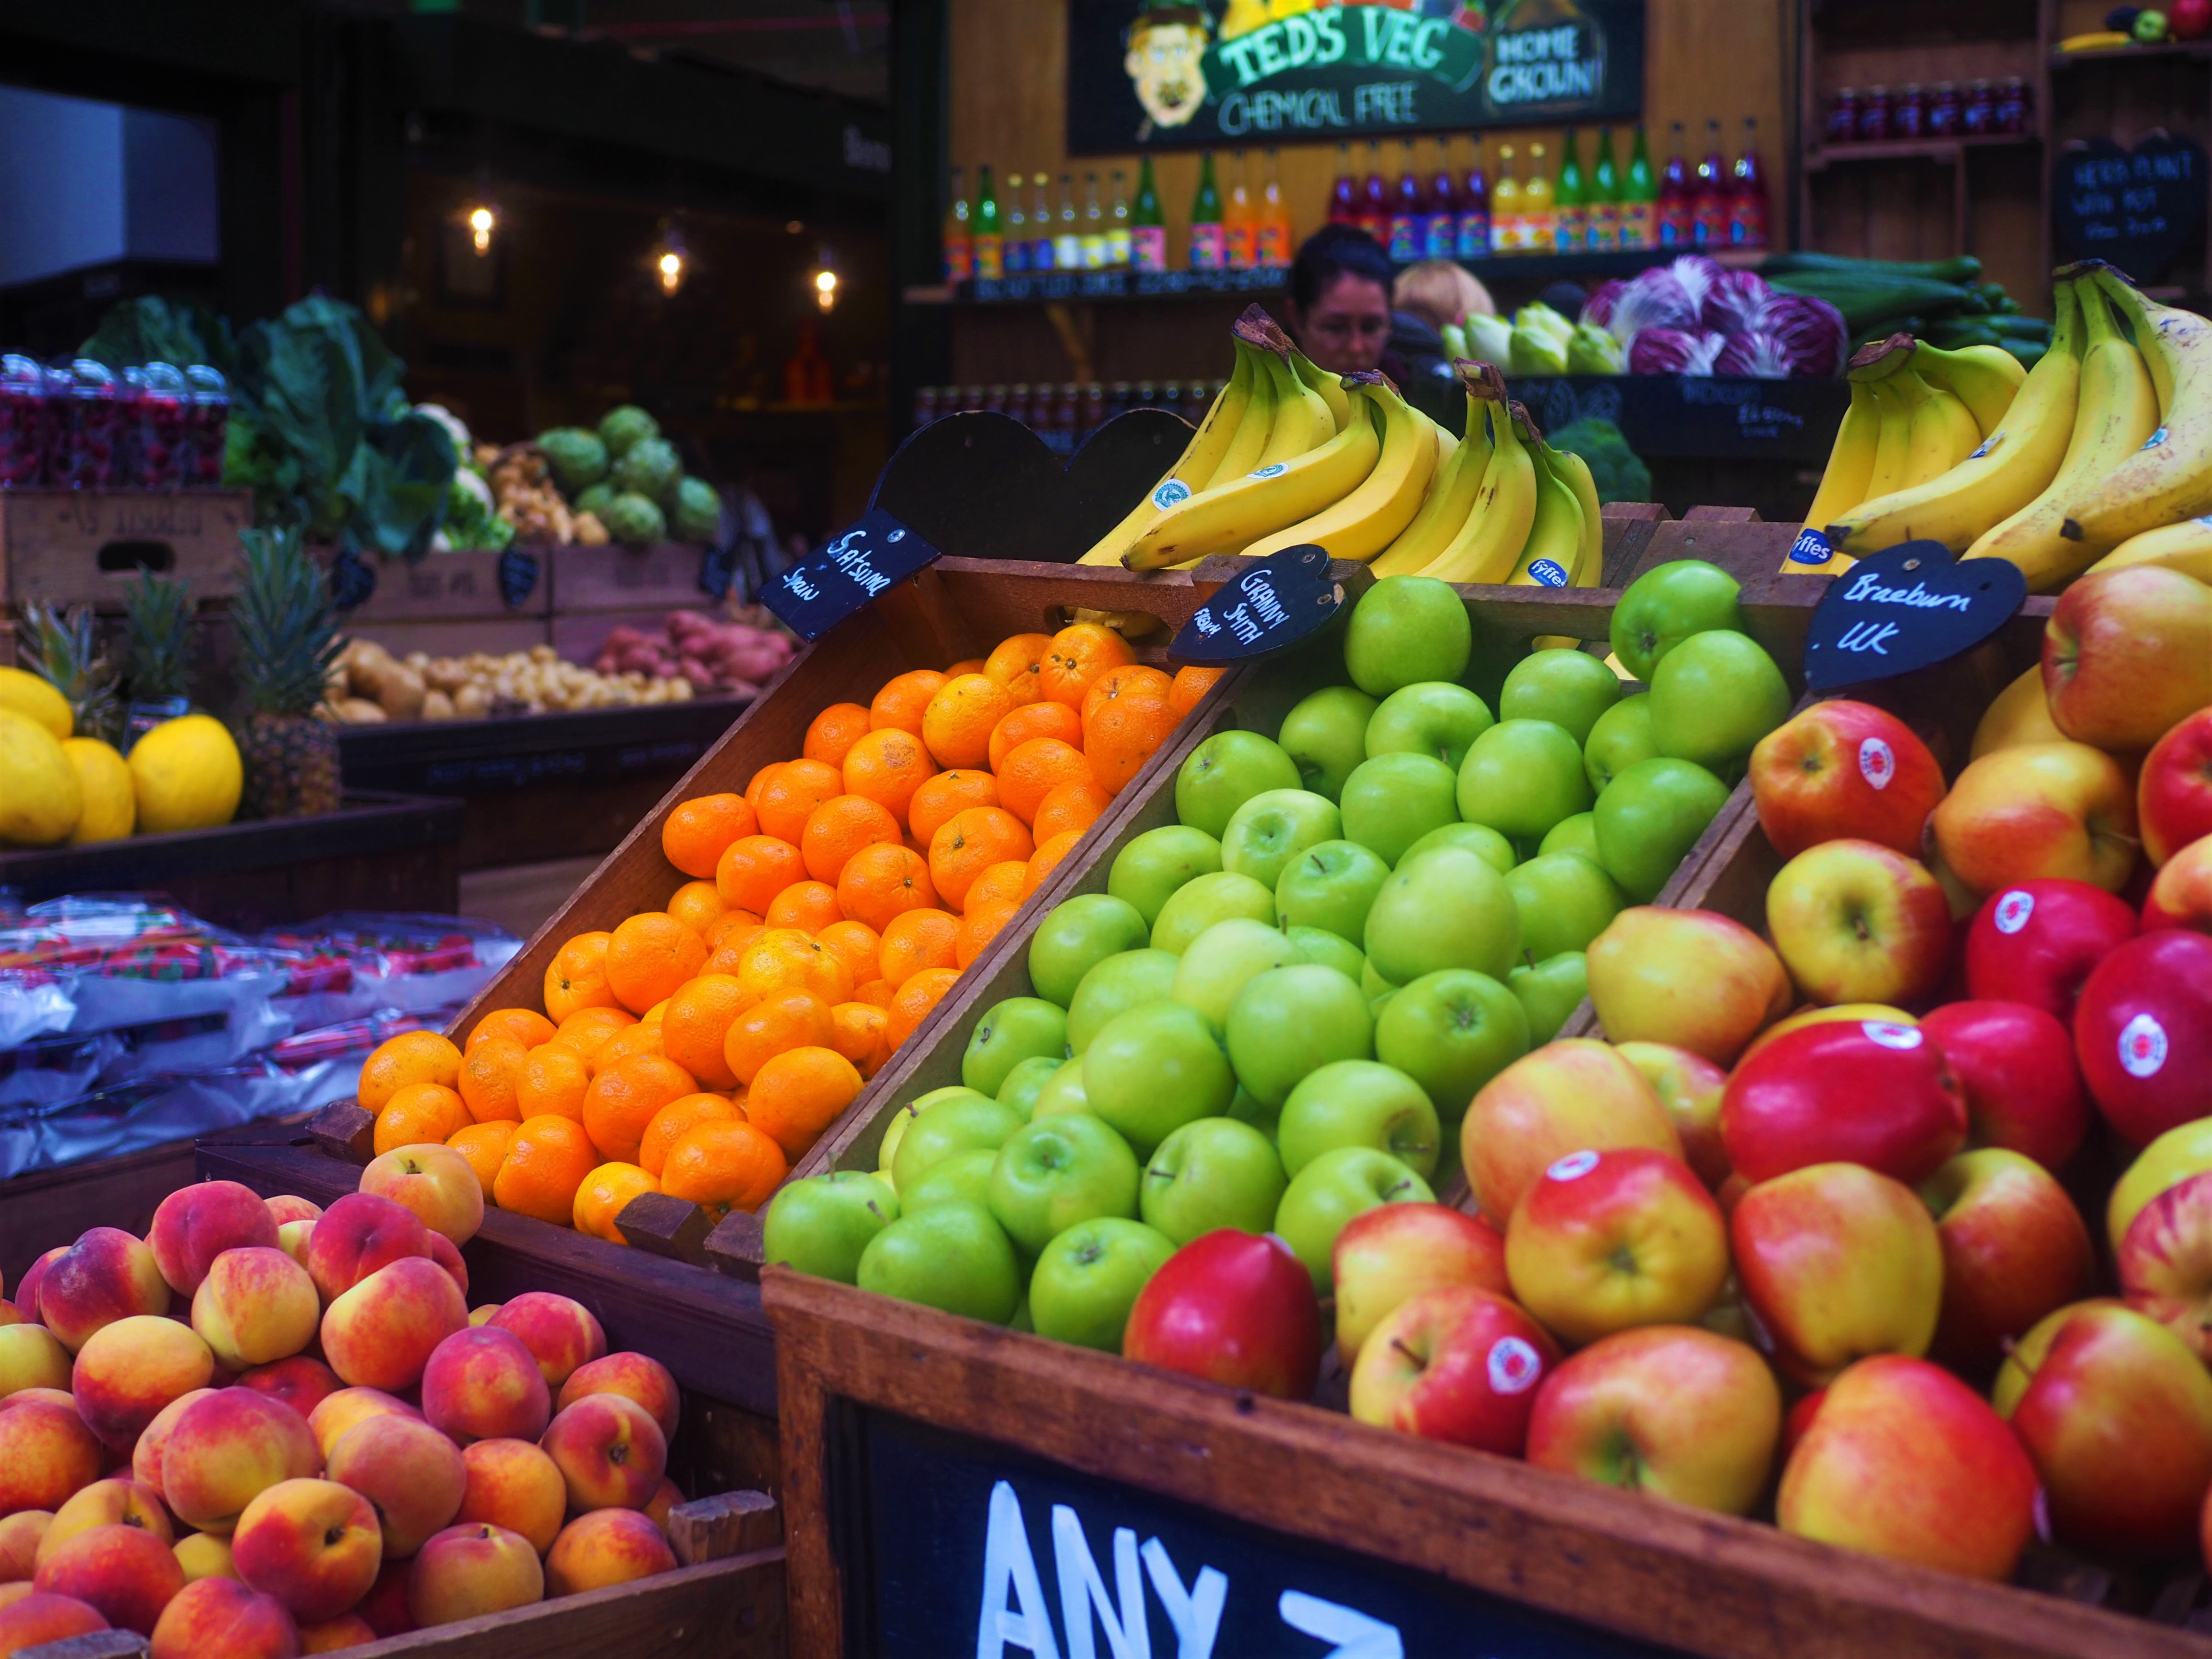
[1081,382,1106,438]
[1258,146,1293,267]
[1108,169,1132,269]
[1522,141,1555,253]
[1329,142,1358,225]
[1424,136,1459,261]
[1080,172,1107,269]
[1190,152,1226,271]
[1225,149,1255,271]
[1032,174,1057,271]
[1055,173,1081,271]
[1926,82,1960,139]
[1458,137,1492,258]
[1729,116,1768,248]
[1554,128,1586,252]
[1388,138,1425,262]
[1361,141,1390,241]
[1003,173,1030,275]
[1587,127,1620,251]
[1858,85,1891,142]
[943,165,972,283]
[1621,124,1656,249]
[1996,75,2031,136]
[1827,89,1860,145]
[973,165,1003,280]
[1692,119,1728,248]
[1131,154,1168,274]
[1892,84,1925,142]
[1961,78,1996,137]
[1491,144,1523,255]
[1657,122,1692,248]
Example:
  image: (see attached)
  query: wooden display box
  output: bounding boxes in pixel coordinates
[0,1138,200,1292]
[0,489,252,611]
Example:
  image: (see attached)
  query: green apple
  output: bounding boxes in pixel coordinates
[1364,682,1494,770]
[1455,719,1591,842]
[1361,958,1398,1004]
[875,1107,913,1183]
[987,1112,1142,1256]
[997,1054,1064,1119]
[1029,893,1150,1007]
[1277,685,1379,802]
[1140,1117,1287,1244]
[857,1200,1021,1323]
[1221,788,1341,890]
[1107,825,1223,927]
[1363,844,1520,985]
[1647,630,1791,772]
[1539,812,1599,860]
[1273,1146,1433,1289]
[1226,1085,1281,1142]
[1170,918,1306,1029]
[900,1147,999,1213]
[1610,559,1743,680]
[890,1094,1024,1193]
[1067,948,1180,1049]
[1225,963,1373,1107]
[1151,870,1275,954]
[1278,1059,1441,1180]
[1499,648,1621,745]
[1583,694,1657,793]
[1009,1295,1034,1333]
[1372,967,1529,1120]
[911,1084,992,1115]
[1028,1217,1177,1351]
[1509,950,1589,1043]
[1344,574,1471,697]
[1398,820,1515,875]
[1082,1001,1236,1155]
[1275,839,1391,942]
[761,1171,899,1284]
[962,997,1070,1098]
[1175,730,1301,840]
[1286,925,1366,986]
[1592,756,1728,902]
[1504,851,1625,959]
[1339,753,1461,867]
[1031,1056,1090,1118]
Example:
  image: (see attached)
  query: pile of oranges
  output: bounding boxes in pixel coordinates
[354,624,1223,1243]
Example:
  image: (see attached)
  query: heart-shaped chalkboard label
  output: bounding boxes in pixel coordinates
[1169,546,1345,662]
[1804,541,2026,691]
[2054,132,2208,283]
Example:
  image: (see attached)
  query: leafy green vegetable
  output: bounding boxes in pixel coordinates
[79,297,238,382]
[1548,417,1652,505]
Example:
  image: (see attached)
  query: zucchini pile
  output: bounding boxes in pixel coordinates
[1758,253,2054,367]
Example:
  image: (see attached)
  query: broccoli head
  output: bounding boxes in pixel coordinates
[1547,417,1652,505]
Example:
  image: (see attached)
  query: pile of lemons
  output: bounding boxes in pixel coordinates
[0,666,241,848]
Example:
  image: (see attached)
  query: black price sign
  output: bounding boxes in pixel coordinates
[761,508,942,641]
[2053,134,2207,281]
[1170,546,1343,663]
[1803,541,2026,692]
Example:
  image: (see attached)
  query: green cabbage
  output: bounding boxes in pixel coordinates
[537,427,609,495]
[611,436,681,505]
[603,492,667,547]
[597,405,660,457]
[575,481,617,519]
[673,477,721,544]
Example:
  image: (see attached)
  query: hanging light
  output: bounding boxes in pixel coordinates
[811,246,839,313]
[462,201,497,255]
[654,222,690,295]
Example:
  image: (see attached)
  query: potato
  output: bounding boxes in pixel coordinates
[421,689,457,721]
[455,684,491,718]
[337,697,387,723]
[376,663,427,721]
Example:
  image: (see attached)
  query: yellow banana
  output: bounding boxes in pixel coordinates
[1895,367,1982,482]
[1862,378,1916,502]
[1554,447,1605,586]
[1290,350,1351,433]
[2059,265,2212,546]
[2083,517,2212,583]
[1254,349,1337,467]
[1423,397,1538,584]
[1507,433,1586,588]
[1077,340,1262,564]
[1433,420,1460,472]
[1242,377,1437,563]
[1372,368,1503,576]
[1912,341,2025,437]
[1803,382,1882,539]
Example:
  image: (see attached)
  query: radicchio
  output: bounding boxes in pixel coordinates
[1761,290,1850,378]
[1713,331,1796,379]
[1627,328,1729,376]
[1699,268,1775,337]
[1581,266,1700,345]
[1666,255,1727,319]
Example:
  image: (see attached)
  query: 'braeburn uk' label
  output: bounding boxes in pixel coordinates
[2121,1013,2170,1078]
[1994,890,2035,934]
[1862,1021,1922,1050]
[1487,1337,1543,1395]
[1858,736,1895,790]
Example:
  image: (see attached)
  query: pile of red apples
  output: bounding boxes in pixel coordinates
[0,1146,688,1657]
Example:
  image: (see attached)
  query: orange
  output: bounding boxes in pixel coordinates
[1084,691,1178,795]
[375,1082,470,1156]
[704,930,767,981]
[956,899,1020,969]
[723,988,838,1085]
[744,1046,864,1160]
[544,933,618,1023]
[516,1043,592,1121]
[756,758,843,844]
[987,700,1084,773]
[659,1120,789,1220]
[835,842,939,932]
[458,1036,529,1124]
[983,633,1055,707]
[661,794,759,880]
[661,974,753,1089]
[885,967,961,1048]
[921,673,1015,770]
[799,793,902,885]
[589,1021,667,1076]
[840,727,934,820]
[359,1031,463,1113]
[704,910,764,951]
[929,807,1034,910]
[605,913,709,1015]
[908,770,1000,847]
[665,879,726,937]
[947,657,987,677]
[817,919,883,986]
[639,1093,740,1178]
[716,835,806,915]
[736,928,854,1004]
[744,764,779,809]
[828,1002,892,1078]
[467,1009,554,1053]
[853,978,898,1010]
[869,669,948,736]
[582,1053,697,1164]
[965,860,1030,912]
[574,1162,660,1244]
[1168,664,1225,718]
[1033,780,1109,842]
[552,1006,637,1062]
[1081,663,1174,723]
[803,702,873,768]
[1025,828,1084,895]
[493,1115,601,1225]
[447,1121,517,1195]
[1037,623,1132,708]
[878,908,959,985]
[765,879,844,933]
[997,738,1094,824]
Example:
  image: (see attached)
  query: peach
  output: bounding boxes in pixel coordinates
[149,1183,281,1298]
[191,1248,320,1372]
[0,1398,101,1515]
[131,1388,216,1492]
[406,1522,542,1626]
[36,1229,169,1352]
[0,1583,27,1613]
[149,1574,299,1659]
[173,1533,235,1584]
[0,1590,108,1654]
[545,1508,676,1595]
[37,1479,172,1569]
[320,1258,466,1394]
[160,1390,321,1536]
[235,1357,340,1422]
[303,1194,430,1306]
[304,1388,420,1465]
[274,1220,316,1274]
[326,1416,466,1558]
[298,1612,375,1652]
[71,1315,215,1450]
[555,1352,679,1442]
[539,1394,665,1513]
[468,1304,502,1326]
[264,1196,321,1227]
[0,1304,20,1330]
[0,1514,48,1581]
[489,1294,606,1392]
[230,1479,381,1624]
[644,1477,682,1534]
[0,1325,73,1397]
[11,1252,63,1327]
[4,1390,72,1412]
[360,1144,484,1247]
[355,1559,413,1636]
[455,1439,565,1556]
[32,1520,186,1635]
[428,1232,469,1300]
[421,1328,549,1446]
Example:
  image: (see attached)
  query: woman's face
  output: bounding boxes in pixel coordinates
[1291,273,1391,375]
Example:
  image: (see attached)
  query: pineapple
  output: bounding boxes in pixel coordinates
[17,601,122,746]
[123,572,195,705]
[232,525,343,818]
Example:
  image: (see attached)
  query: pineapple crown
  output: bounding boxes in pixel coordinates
[17,601,121,746]
[232,524,342,719]
[123,570,195,704]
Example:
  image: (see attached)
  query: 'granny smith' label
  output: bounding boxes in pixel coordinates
[1171,545,1343,663]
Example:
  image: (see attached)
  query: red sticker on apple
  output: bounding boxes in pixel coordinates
[2120,1013,2170,1079]
[1857,736,1896,790]
[1486,1337,1543,1395]
[1993,890,2035,934]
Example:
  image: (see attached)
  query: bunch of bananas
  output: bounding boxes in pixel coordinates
[1791,263,2212,591]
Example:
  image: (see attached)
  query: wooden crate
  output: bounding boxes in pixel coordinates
[0,489,252,611]
[548,542,712,614]
[0,1138,199,1292]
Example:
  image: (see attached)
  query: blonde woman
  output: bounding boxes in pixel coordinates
[1392,258,1495,331]
[1385,258,1494,426]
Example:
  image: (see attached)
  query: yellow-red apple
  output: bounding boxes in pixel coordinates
[360,1144,483,1247]
[1932,742,2139,895]
[229,1478,382,1623]
[454,1438,565,1556]
[544,1508,675,1596]
[149,1574,298,1659]
[2111,1118,2212,1255]
[539,1394,666,1513]
[1460,1040,1683,1227]
[1971,662,2063,758]
[1766,838,1952,1006]
[406,1521,542,1626]
[1613,1041,1729,1188]
[1922,999,2090,1173]
[486,1294,605,1393]
[148,1183,279,1299]
[31,1520,185,1635]
[1506,1148,1730,1346]
[2119,1171,2212,1361]
[158,1390,320,1536]
[1749,698,1945,860]
[319,1257,467,1393]
[421,1327,549,1446]
[36,1229,169,1353]
[0,1398,101,1516]
[1346,1285,1559,1455]
[1719,1018,1966,1186]
[2145,834,2212,933]
[2141,711,2212,867]
[1330,1202,1507,1366]
[1584,908,1791,1066]
[303,1194,430,1306]
[325,1415,466,1558]
[191,1248,319,1372]
[1924,1148,2093,1378]
[554,1354,678,1443]
[2044,565,2212,753]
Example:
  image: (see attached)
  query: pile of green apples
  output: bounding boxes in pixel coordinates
[759,562,1794,1350]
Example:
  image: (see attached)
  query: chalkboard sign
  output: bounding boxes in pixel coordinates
[1170,546,1344,662]
[1803,541,2026,692]
[2054,133,2208,282]
[846,1407,1682,1658]
[761,508,942,641]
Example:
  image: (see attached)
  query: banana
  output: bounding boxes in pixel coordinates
[1241,376,1438,563]
[1862,378,1916,502]
[1802,382,1882,538]
[1254,349,1338,468]
[1290,350,1351,433]
[1969,278,2159,589]
[1422,396,1539,584]
[1372,367,1503,576]
[1895,367,1982,482]
[1076,340,1262,564]
[2059,265,2212,546]
[1433,420,1460,472]
[2084,516,2212,583]
[1554,447,1605,586]
[1207,353,1280,487]
[1507,430,1587,588]
[1913,341,2026,437]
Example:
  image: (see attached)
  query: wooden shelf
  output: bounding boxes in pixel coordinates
[2052,38,2212,66]
[1806,132,2042,168]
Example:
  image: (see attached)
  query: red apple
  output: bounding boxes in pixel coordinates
[1122,1231,1321,1402]
[2141,709,2212,866]
[2044,565,2212,753]
[1346,1286,1559,1456]
[1583,909,1792,1067]
[2173,0,2212,38]
[2144,835,2212,934]
[1503,1149,1730,1347]
[1331,1204,1507,1367]
[2073,930,2212,1146]
[1922,1148,2094,1377]
[1719,1018,1967,1186]
[1931,742,2140,895]
[1765,839,1953,1007]
[1749,699,1945,861]
[2119,1171,2212,1362]
[1780,1388,1826,1464]
[1614,1043,1730,1189]
[1962,878,2137,1021]
[1919,1000,2090,1172]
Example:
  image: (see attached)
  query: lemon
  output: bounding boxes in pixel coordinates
[62,737,136,842]
[0,709,83,845]
[0,666,71,739]
[130,714,242,834]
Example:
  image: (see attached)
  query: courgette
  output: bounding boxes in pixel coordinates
[1759,252,1983,285]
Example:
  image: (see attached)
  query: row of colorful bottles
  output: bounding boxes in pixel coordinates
[1825,80,2033,145]
[914,379,1230,445]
